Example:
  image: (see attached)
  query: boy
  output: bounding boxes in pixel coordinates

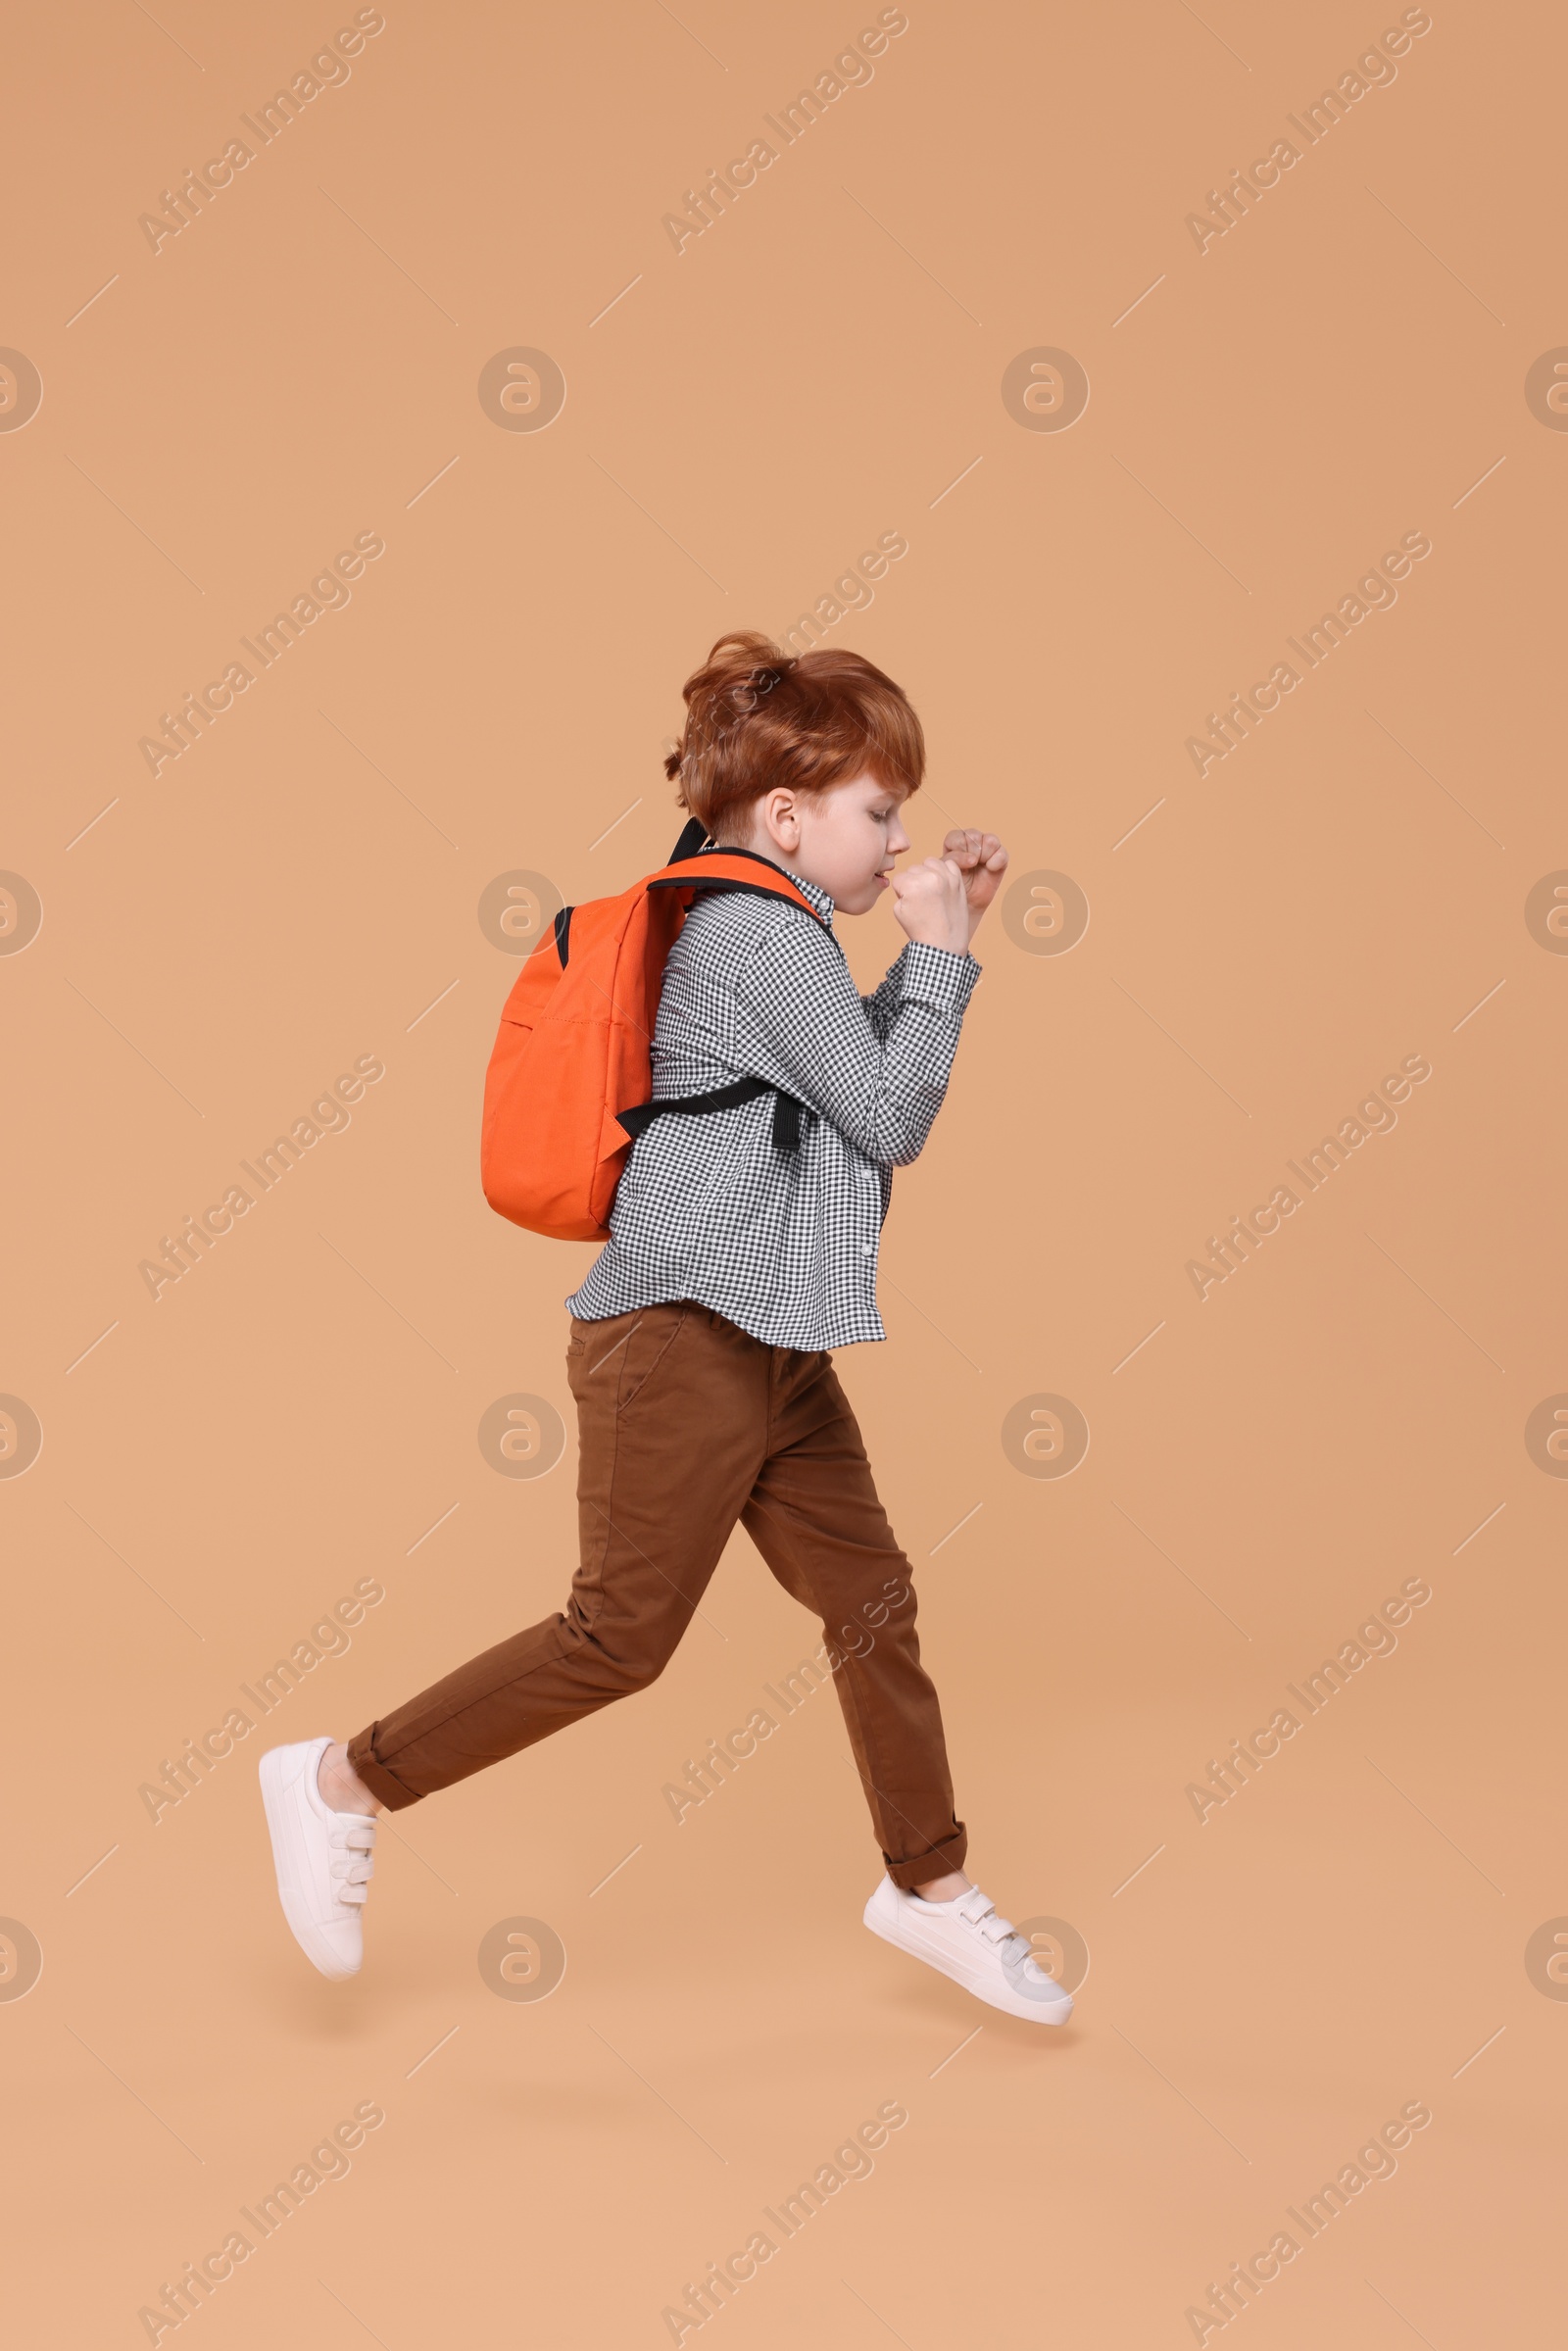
[260,632,1071,2026]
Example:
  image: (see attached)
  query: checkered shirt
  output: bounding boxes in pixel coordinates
[564,861,982,1349]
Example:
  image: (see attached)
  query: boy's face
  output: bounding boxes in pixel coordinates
[727,771,912,912]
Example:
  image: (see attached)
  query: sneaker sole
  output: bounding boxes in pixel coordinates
[863,1904,1073,2026]
[259,1747,360,1983]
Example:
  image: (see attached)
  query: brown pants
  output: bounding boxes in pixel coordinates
[348,1301,966,1888]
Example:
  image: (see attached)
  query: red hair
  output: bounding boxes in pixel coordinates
[665,631,923,839]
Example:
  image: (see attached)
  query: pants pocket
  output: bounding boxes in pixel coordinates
[613,1302,692,1415]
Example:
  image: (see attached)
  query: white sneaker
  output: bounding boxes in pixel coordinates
[863,1877,1073,2025]
[259,1737,377,1982]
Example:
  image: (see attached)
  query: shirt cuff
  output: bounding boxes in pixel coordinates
[897,940,982,1016]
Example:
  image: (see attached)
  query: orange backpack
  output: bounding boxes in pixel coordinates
[480,821,828,1242]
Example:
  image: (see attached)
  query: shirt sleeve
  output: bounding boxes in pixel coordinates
[859,944,913,1042]
[733,912,981,1167]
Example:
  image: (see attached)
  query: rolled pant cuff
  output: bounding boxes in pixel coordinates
[345,1726,422,1812]
[884,1822,967,1891]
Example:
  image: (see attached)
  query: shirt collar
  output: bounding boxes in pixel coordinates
[694,845,836,927]
[787,871,836,925]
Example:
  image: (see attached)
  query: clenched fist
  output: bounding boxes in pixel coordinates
[889,829,1008,954]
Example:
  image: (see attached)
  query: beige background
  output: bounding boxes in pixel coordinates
[5,1,1565,2342]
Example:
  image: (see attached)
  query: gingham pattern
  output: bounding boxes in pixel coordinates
[565,865,982,1349]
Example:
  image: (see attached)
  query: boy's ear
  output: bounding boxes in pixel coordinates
[764,787,801,843]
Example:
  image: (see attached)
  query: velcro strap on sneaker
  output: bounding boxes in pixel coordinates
[957,1889,1029,1956]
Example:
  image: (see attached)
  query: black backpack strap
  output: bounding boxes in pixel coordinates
[617,1076,811,1152]
[667,817,710,860]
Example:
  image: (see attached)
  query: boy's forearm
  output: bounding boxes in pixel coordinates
[859,943,914,1041]
[862,940,980,1033]
[744,932,980,1167]
[857,999,971,1166]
